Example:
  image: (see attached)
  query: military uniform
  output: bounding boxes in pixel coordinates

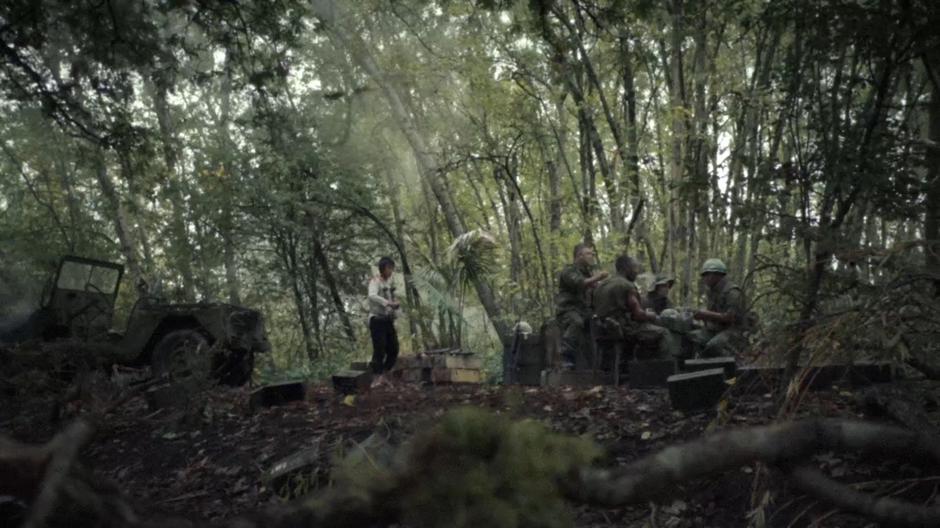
[555,264,593,366]
[644,275,675,315]
[689,276,747,357]
[593,275,677,361]
[644,292,673,315]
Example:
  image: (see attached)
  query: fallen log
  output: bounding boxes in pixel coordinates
[857,384,939,436]
[4,416,940,527]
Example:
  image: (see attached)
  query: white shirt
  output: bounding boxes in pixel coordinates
[367,275,398,320]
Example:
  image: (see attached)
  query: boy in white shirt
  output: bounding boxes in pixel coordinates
[367,256,400,375]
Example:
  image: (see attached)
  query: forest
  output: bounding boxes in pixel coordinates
[2,0,940,527]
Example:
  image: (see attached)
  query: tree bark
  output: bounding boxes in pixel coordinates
[578,103,597,242]
[497,166,523,287]
[619,34,654,262]
[384,170,425,347]
[547,158,562,266]
[274,229,317,361]
[690,3,710,290]
[218,56,242,305]
[117,154,153,279]
[311,235,356,343]
[149,77,197,302]
[924,51,940,292]
[55,154,81,251]
[92,150,143,287]
[665,0,690,302]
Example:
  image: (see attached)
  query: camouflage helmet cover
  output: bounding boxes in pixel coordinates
[701,258,728,275]
[649,274,676,292]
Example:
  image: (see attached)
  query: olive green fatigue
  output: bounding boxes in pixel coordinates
[689,276,748,357]
[555,264,593,365]
[593,275,678,361]
[644,292,673,315]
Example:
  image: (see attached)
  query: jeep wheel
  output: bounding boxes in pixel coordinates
[151,329,212,382]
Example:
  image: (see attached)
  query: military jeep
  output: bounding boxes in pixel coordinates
[1,255,269,386]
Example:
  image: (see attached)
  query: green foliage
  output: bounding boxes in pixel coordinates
[330,407,601,528]
[448,229,499,287]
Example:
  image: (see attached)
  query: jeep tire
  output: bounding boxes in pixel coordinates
[151,329,212,382]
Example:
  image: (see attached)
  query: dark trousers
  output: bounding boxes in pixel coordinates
[369,317,399,374]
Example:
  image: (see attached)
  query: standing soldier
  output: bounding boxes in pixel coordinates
[555,243,608,369]
[594,256,678,361]
[690,258,748,357]
[367,256,401,376]
[644,275,675,315]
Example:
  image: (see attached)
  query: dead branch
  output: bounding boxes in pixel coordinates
[570,419,940,526]
[858,384,940,436]
[97,377,164,417]
[789,465,940,527]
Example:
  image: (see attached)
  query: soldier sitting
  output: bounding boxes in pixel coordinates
[555,243,608,369]
[644,275,675,315]
[690,258,749,358]
[593,255,679,369]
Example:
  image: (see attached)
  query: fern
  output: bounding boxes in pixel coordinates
[447,229,498,287]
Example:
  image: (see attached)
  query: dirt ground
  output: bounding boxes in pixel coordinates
[3,367,939,527]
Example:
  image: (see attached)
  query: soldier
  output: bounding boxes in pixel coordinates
[644,275,675,315]
[367,256,401,375]
[555,243,608,369]
[594,255,679,361]
[690,258,748,357]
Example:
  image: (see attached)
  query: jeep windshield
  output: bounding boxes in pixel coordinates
[56,258,123,296]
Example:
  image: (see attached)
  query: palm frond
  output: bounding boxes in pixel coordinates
[447,229,498,285]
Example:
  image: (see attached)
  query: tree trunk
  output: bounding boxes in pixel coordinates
[92,150,143,287]
[218,54,242,305]
[579,105,597,242]
[620,35,652,261]
[547,157,562,266]
[497,166,524,287]
[384,170,425,347]
[303,253,324,355]
[275,230,317,362]
[149,77,197,302]
[53,155,80,251]
[665,0,690,302]
[925,51,940,292]
[311,235,356,343]
[690,3,710,289]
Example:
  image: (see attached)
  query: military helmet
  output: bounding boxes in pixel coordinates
[649,274,675,292]
[701,258,728,275]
